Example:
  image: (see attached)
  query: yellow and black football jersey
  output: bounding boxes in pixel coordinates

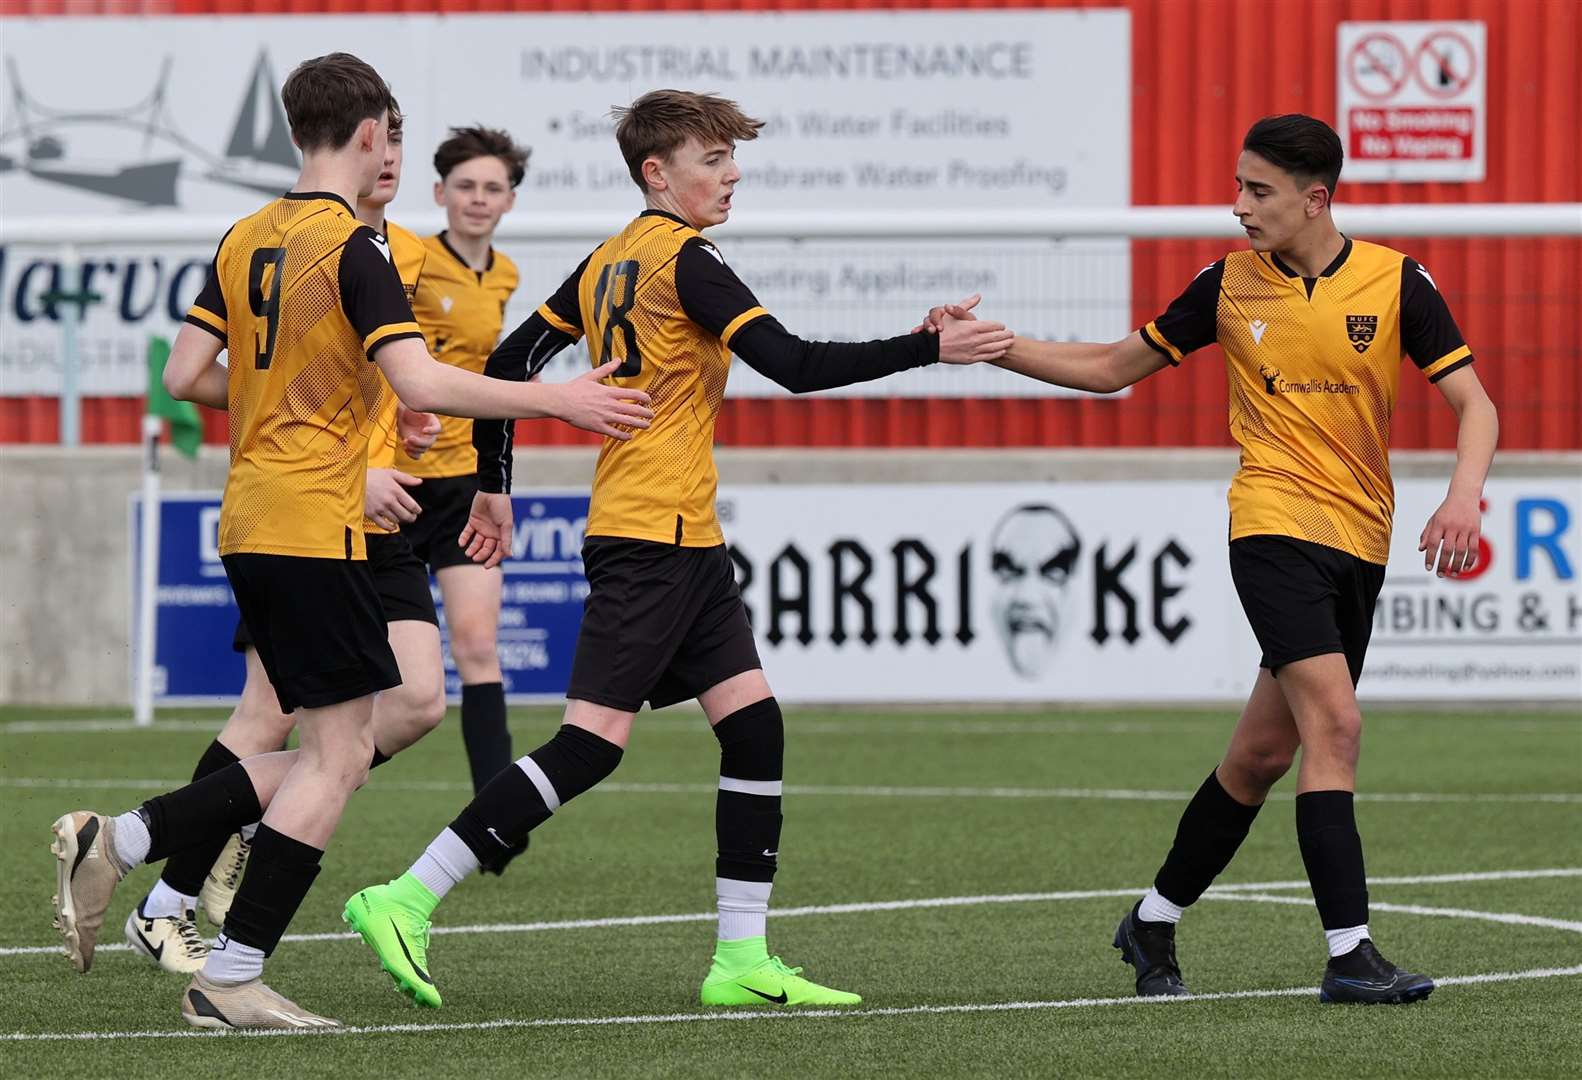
[397,233,520,479]
[185,192,423,559]
[472,209,936,546]
[536,210,767,546]
[362,220,428,533]
[1141,237,1473,565]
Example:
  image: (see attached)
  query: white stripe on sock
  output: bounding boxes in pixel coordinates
[716,877,773,942]
[1137,887,1184,925]
[516,757,561,812]
[112,811,151,868]
[144,878,196,920]
[1326,924,1370,958]
[201,934,264,984]
[719,777,783,797]
[409,828,479,902]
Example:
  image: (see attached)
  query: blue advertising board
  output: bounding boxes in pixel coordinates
[130,491,591,704]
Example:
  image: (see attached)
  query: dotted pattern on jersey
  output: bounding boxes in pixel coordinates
[581,217,733,546]
[220,199,379,558]
[402,242,519,478]
[363,225,425,529]
[1216,249,1404,563]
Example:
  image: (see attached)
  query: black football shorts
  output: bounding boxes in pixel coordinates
[566,537,762,712]
[1229,534,1386,686]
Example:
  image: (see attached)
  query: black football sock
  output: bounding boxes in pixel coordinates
[134,762,263,866]
[460,682,512,793]
[713,698,784,942]
[157,739,244,897]
[218,824,322,956]
[1149,770,1263,912]
[445,723,623,874]
[1296,790,1369,932]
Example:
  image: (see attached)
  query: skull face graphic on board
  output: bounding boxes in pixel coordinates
[989,504,1083,679]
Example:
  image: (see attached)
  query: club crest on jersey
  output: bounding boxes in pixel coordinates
[1346,314,1378,354]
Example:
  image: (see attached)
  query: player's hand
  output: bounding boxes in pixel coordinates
[550,360,656,440]
[1419,494,1482,577]
[937,311,1014,365]
[911,293,982,335]
[460,491,515,570]
[397,407,443,458]
[365,468,422,531]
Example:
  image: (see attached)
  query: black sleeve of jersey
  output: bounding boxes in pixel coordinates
[1401,257,1473,380]
[674,237,770,341]
[542,253,591,334]
[730,315,939,395]
[183,225,233,341]
[338,226,422,358]
[474,311,581,494]
[1141,259,1224,363]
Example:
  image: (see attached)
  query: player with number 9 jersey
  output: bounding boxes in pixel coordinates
[187,192,422,561]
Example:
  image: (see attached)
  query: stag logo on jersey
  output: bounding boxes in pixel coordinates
[1346,314,1379,354]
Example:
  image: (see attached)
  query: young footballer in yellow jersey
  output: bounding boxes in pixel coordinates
[923,114,1498,1006]
[47,53,652,1031]
[122,110,452,977]
[344,90,1014,1013]
[396,128,530,842]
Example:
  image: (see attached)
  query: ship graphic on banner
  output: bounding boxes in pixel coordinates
[0,51,298,208]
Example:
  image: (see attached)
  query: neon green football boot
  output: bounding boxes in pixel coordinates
[343,874,442,1008]
[699,937,862,1007]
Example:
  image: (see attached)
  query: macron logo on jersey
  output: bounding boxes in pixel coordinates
[700,243,726,266]
[1415,263,1439,292]
[368,235,392,263]
[1248,319,1268,345]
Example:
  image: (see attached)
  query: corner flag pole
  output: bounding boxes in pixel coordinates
[133,412,162,727]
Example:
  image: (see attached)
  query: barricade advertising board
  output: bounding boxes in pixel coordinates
[133,477,1580,705]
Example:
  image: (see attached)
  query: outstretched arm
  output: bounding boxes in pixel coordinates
[473,306,585,495]
[677,238,1010,393]
[922,259,1225,394]
[992,331,1170,394]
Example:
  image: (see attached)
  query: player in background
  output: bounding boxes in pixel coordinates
[921,114,1498,1005]
[48,52,653,1030]
[394,128,531,854]
[120,106,448,975]
[342,89,1014,1013]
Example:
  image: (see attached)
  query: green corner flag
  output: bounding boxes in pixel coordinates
[146,336,203,459]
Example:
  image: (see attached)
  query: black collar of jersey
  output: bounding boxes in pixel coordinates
[282,190,355,217]
[639,208,692,228]
[1270,234,1352,281]
[437,230,494,279]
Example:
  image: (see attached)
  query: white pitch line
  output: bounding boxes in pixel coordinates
[2,964,1579,1043]
[4,775,1578,804]
[1206,893,1582,935]
[3,867,1577,959]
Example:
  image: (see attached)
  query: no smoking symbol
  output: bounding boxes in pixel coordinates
[1346,33,1409,100]
[1415,29,1476,97]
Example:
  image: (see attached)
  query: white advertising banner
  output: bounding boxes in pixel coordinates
[1361,476,1582,702]
[723,479,1580,704]
[1336,21,1487,182]
[0,11,1131,398]
[726,482,1261,703]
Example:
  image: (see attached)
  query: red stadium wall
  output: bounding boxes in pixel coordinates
[1,0,1576,452]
